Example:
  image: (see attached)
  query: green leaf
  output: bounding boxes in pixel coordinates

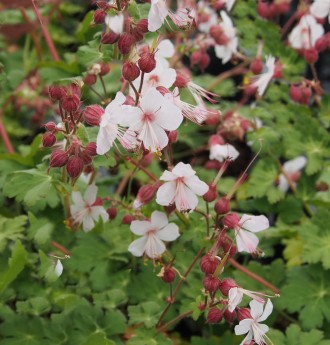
[81,332,115,345]
[126,328,173,345]
[128,301,162,328]
[0,241,27,294]
[28,213,54,245]
[0,215,27,252]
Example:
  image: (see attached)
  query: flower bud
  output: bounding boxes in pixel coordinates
[83,74,97,86]
[289,85,302,103]
[214,197,230,215]
[99,62,110,76]
[200,254,219,274]
[107,207,117,220]
[85,142,97,156]
[303,48,318,64]
[42,132,56,147]
[203,184,218,202]
[131,27,144,42]
[122,61,140,81]
[174,70,190,88]
[273,62,283,79]
[80,151,92,165]
[50,150,68,167]
[237,307,252,321]
[138,52,156,73]
[66,156,84,178]
[219,278,237,296]
[190,50,202,66]
[44,121,57,132]
[93,197,103,206]
[209,134,225,146]
[222,241,237,258]
[93,9,106,24]
[223,213,240,228]
[203,275,221,292]
[101,31,120,44]
[118,33,135,55]
[122,214,134,225]
[62,94,80,112]
[168,130,178,143]
[300,86,312,105]
[224,309,237,323]
[141,152,153,167]
[84,105,104,126]
[207,308,223,324]
[250,58,263,75]
[161,267,176,283]
[257,2,271,19]
[49,85,64,101]
[205,111,220,125]
[133,184,158,209]
[136,19,149,33]
[315,36,328,52]
[205,160,222,170]
[200,52,210,71]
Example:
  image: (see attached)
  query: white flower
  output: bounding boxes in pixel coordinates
[148,0,169,32]
[70,184,109,232]
[96,92,136,155]
[310,0,330,23]
[128,211,180,258]
[210,143,239,162]
[235,299,273,345]
[105,13,124,34]
[197,1,218,33]
[124,88,183,152]
[278,156,307,193]
[155,39,175,67]
[252,56,275,97]
[226,0,236,11]
[235,215,269,254]
[156,162,209,211]
[228,287,266,312]
[54,260,63,277]
[214,11,238,64]
[288,14,324,50]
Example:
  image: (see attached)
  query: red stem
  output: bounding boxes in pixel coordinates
[0,119,14,154]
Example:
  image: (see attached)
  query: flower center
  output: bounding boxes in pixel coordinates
[142,112,155,122]
[149,75,160,84]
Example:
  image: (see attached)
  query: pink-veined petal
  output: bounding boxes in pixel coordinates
[148,0,168,32]
[139,122,168,152]
[258,298,273,322]
[144,235,166,258]
[172,162,196,178]
[156,223,180,241]
[155,102,183,131]
[159,170,177,181]
[228,287,244,312]
[128,236,148,257]
[140,88,165,114]
[90,206,109,223]
[235,228,259,254]
[175,183,199,211]
[250,299,265,319]
[82,214,95,232]
[240,215,269,233]
[184,175,209,196]
[130,220,152,235]
[156,181,177,206]
[151,211,168,229]
[96,123,118,155]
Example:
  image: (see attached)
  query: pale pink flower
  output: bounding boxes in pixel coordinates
[214,11,238,63]
[210,143,239,162]
[225,0,236,11]
[278,156,307,193]
[155,39,175,67]
[252,55,275,97]
[70,184,109,232]
[310,0,330,23]
[128,211,180,258]
[124,88,183,152]
[234,215,269,254]
[156,162,209,211]
[228,287,267,312]
[288,14,324,50]
[96,92,136,155]
[105,13,124,34]
[235,299,273,345]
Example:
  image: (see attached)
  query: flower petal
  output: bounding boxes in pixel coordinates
[84,184,97,205]
[278,174,289,193]
[172,162,196,178]
[130,220,152,235]
[156,223,180,241]
[156,181,176,206]
[250,299,265,320]
[258,298,273,322]
[82,214,95,232]
[54,260,63,277]
[128,236,148,257]
[184,175,209,196]
[140,88,165,114]
[240,215,269,233]
[235,228,259,254]
[144,235,166,258]
[151,211,168,229]
[228,287,243,312]
[72,191,84,207]
[234,319,253,335]
[283,156,307,173]
[156,101,183,131]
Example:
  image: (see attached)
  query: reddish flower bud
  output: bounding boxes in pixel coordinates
[168,130,178,143]
[107,207,117,220]
[200,254,219,274]
[174,70,190,88]
[290,85,302,103]
[223,213,240,228]
[275,2,290,14]
[62,94,80,112]
[203,275,221,292]
[205,160,222,170]
[136,19,149,33]
[85,142,97,156]
[257,2,271,19]
[273,62,283,79]
[303,48,318,64]
[122,214,134,224]
[250,58,263,75]
[205,111,220,125]
[101,31,120,44]
[209,134,225,146]
[161,267,176,283]
[200,52,210,70]
[190,50,202,66]
[44,121,57,132]
[315,36,328,52]
[237,307,252,321]
[138,52,156,73]
[224,309,237,323]
[118,33,135,55]
[93,9,106,24]
[244,83,258,97]
[83,74,97,86]
[210,25,229,45]
[300,86,312,105]
[219,278,237,296]
[42,132,56,147]
[84,105,104,126]
[49,85,64,101]
[50,150,68,167]
[156,86,170,95]
[141,152,153,167]
[131,27,144,42]
[66,156,84,178]
[93,197,103,206]
[80,151,93,165]
[99,62,110,76]
[203,184,218,202]
[122,61,140,81]
[214,197,230,215]
[133,184,158,209]
[222,240,237,258]
[207,308,223,324]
